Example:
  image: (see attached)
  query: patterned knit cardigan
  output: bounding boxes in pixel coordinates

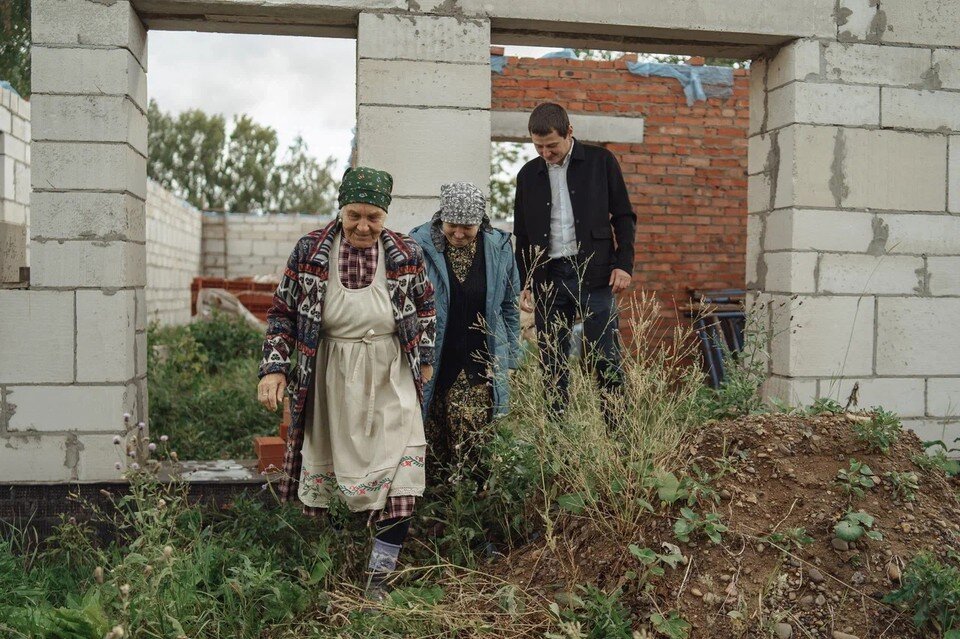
[258,219,436,506]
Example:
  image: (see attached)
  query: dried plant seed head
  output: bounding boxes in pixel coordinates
[119,583,130,597]
[163,545,174,560]
[94,566,104,584]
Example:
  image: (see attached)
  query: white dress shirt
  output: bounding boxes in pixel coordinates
[547,140,577,259]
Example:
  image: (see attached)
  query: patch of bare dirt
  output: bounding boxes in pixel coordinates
[499,413,960,638]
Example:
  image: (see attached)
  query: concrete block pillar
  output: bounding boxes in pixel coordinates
[750,32,960,446]
[0,0,147,482]
[355,12,492,232]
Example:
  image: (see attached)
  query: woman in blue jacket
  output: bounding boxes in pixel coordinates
[410,182,521,484]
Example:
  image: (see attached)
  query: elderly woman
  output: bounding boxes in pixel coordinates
[257,167,435,600]
[410,182,520,484]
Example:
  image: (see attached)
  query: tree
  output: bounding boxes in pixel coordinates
[489,142,527,220]
[147,100,338,215]
[0,0,30,97]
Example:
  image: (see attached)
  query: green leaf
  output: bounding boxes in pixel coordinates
[834,520,864,542]
[866,530,883,541]
[657,472,684,504]
[629,545,657,565]
[557,492,587,514]
[848,511,875,527]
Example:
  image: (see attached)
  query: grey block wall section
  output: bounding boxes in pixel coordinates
[748,11,960,447]
[355,12,492,234]
[0,88,31,283]
[0,0,148,482]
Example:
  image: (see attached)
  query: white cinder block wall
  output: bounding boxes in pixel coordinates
[0,87,31,283]
[749,3,960,447]
[145,181,202,326]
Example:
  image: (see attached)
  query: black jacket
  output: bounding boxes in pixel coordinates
[513,139,636,290]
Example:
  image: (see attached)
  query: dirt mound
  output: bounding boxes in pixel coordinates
[500,412,960,638]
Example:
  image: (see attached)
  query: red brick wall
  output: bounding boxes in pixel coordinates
[491,55,750,343]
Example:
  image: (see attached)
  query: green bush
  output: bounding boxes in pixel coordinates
[885,552,960,636]
[148,313,277,460]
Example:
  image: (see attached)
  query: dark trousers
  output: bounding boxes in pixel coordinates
[534,258,623,416]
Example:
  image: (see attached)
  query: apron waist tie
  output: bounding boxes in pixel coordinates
[325,329,395,437]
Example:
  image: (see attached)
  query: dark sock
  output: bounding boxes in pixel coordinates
[375,516,411,546]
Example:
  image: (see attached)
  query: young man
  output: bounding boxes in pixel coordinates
[513,102,637,417]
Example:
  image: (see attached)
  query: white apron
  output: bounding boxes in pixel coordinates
[298,234,426,512]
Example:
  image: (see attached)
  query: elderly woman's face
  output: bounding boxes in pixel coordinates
[341,203,386,248]
[442,222,480,248]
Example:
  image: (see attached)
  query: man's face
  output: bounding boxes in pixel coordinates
[442,222,480,248]
[341,202,386,248]
[531,126,573,165]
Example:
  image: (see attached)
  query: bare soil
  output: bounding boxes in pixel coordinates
[498,413,960,638]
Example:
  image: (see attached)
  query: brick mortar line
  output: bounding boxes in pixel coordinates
[31,42,148,73]
[358,57,491,66]
[359,104,490,112]
[31,188,146,201]
[754,121,960,137]
[759,290,960,298]
[30,92,148,118]
[763,249,958,257]
[755,205,960,216]
[31,238,147,246]
[31,139,148,161]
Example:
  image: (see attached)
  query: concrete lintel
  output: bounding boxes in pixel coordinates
[493,111,644,145]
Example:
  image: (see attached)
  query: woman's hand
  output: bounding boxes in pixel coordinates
[420,364,434,383]
[257,373,287,411]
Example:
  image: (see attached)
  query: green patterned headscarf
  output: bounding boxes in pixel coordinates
[337,166,393,213]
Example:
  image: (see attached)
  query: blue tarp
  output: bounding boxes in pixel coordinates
[626,62,734,106]
[540,48,578,60]
[0,80,20,97]
[490,55,508,74]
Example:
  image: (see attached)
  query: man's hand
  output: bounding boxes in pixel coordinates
[519,288,534,313]
[257,373,286,411]
[421,364,434,383]
[609,268,631,294]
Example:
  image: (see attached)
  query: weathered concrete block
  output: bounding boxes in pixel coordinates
[882,88,960,132]
[934,49,960,91]
[928,378,960,417]
[822,42,931,86]
[767,38,821,90]
[0,156,14,201]
[1,201,28,226]
[748,58,767,136]
[358,13,489,64]
[7,384,137,433]
[761,375,818,408]
[767,82,879,129]
[32,141,146,200]
[31,94,147,156]
[251,239,279,257]
[764,208,874,253]
[32,0,147,65]
[822,377,926,417]
[835,0,885,43]
[32,46,147,111]
[841,128,947,212]
[13,160,29,205]
[771,294,874,377]
[773,125,835,209]
[0,290,75,384]
[136,330,147,376]
[901,419,945,445]
[76,433,128,481]
[135,287,146,331]
[818,254,925,295]
[949,136,959,214]
[31,240,146,288]
[0,106,10,134]
[761,251,817,293]
[882,0,960,48]
[0,221,27,283]
[877,298,960,376]
[0,132,28,163]
[929,257,960,296]
[747,173,772,213]
[0,434,75,482]
[229,239,251,255]
[883,213,960,255]
[358,59,490,109]
[77,289,137,383]
[356,106,490,198]
[747,133,771,176]
[389,197,441,234]
[745,214,762,286]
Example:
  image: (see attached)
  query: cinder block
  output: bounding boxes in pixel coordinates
[0,221,26,282]
[136,329,147,376]
[0,290,75,384]
[388,197,441,234]
[32,141,146,200]
[13,161,29,205]
[745,214,762,286]
[357,106,490,198]
[32,0,147,66]
[0,434,73,482]
[820,377,926,417]
[884,213,960,255]
[31,240,146,288]
[764,208,873,252]
[881,88,960,132]
[1,201,28,226]
[760,375,818,409]
[818,254,925,295]
[877,298,960,376]
[32,46,147,111]
[770,294,875,377]
[0,106,11,134]
[841,128,947,212]
[251,239,278,257]
[747,173,771,214]
[76,289,137,383]
[7,384,137,432]
[934,49,960,91]
[0,156,14,201]
[767,82,879,129]
[901,419,946,446]
[835,0,884,42]
[882,0,960,48]
[229,239,251,255]
[76,433,128,481]
[822,42,931,86]
[761,251,817,293]
[31,94,147,155]
[773,125,835,209]
[0,132,28,163]
[928,257,960,296]
[358,13,489,64]
[766,38,821,90]
[949,136,959,214]
[747,134,772,176]
[928,378,960,417]
[748,58,767,136]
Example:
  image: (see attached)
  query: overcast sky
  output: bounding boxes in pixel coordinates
[148,32,551,173]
